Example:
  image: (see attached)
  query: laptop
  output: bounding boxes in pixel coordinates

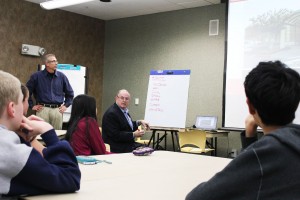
[195,115,218,131]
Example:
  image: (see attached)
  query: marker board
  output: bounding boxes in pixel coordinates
[40,64,87,122]
[144,70,190,128]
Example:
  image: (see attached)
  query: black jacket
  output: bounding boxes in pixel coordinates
[102,103,139,153]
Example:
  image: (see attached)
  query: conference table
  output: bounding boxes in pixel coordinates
[148,127,229,156]
[24,151,231,200]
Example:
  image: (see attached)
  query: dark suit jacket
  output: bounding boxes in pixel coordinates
[102,103,140,153]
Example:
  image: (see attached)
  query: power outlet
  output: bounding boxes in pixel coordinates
[230,149,237,158]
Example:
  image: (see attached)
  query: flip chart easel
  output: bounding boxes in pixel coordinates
[144,70,190,128]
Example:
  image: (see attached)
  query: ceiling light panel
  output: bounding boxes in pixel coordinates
[40,0,96,10]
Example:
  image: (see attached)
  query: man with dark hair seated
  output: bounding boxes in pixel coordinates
[186,60,300,199]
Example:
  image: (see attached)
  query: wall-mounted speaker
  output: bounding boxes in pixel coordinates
[209,19,219,36]
[21,44,46,56]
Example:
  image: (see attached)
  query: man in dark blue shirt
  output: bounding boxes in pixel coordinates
[26,54,74,130]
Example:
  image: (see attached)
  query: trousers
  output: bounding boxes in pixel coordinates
[36,107,63,130]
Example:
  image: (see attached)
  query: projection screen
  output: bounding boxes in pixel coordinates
[224,0,300,129]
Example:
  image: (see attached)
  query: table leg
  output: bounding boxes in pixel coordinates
[171,131,175,151]
[155,132,160,149]
[152,130,156,149]
[164,131,167,150]
[214,137,218,156]
[174,131,180,152]
[209,138,218,156]
[148,130,154,147]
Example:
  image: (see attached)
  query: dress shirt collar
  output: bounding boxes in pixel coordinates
[42,68,58,77]
[117,104,129,114]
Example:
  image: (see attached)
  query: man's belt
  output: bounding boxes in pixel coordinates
[38,103,61,108]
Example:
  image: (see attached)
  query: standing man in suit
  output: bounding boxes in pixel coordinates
[102,89,150,153]
[26,54,74,130]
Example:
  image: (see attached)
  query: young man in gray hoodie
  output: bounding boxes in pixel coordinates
[186,60,300,199]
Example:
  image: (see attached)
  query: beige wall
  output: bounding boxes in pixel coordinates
[0,0,105,121]
[104,4,242,157]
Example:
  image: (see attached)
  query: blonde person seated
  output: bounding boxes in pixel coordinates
[65,94,110,155]
[0,71,80,197]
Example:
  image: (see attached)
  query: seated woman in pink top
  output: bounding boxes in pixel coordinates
[65,94,110,155]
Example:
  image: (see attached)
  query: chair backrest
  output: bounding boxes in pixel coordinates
[178,129,207,150]
[99,127,111,152]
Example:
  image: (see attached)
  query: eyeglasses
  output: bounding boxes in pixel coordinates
[118,96,130,101]
[47,60,58,63]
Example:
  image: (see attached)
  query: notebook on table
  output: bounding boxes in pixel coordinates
[195,115,218,132]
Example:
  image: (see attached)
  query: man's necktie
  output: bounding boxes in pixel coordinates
[124,111,133,130]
